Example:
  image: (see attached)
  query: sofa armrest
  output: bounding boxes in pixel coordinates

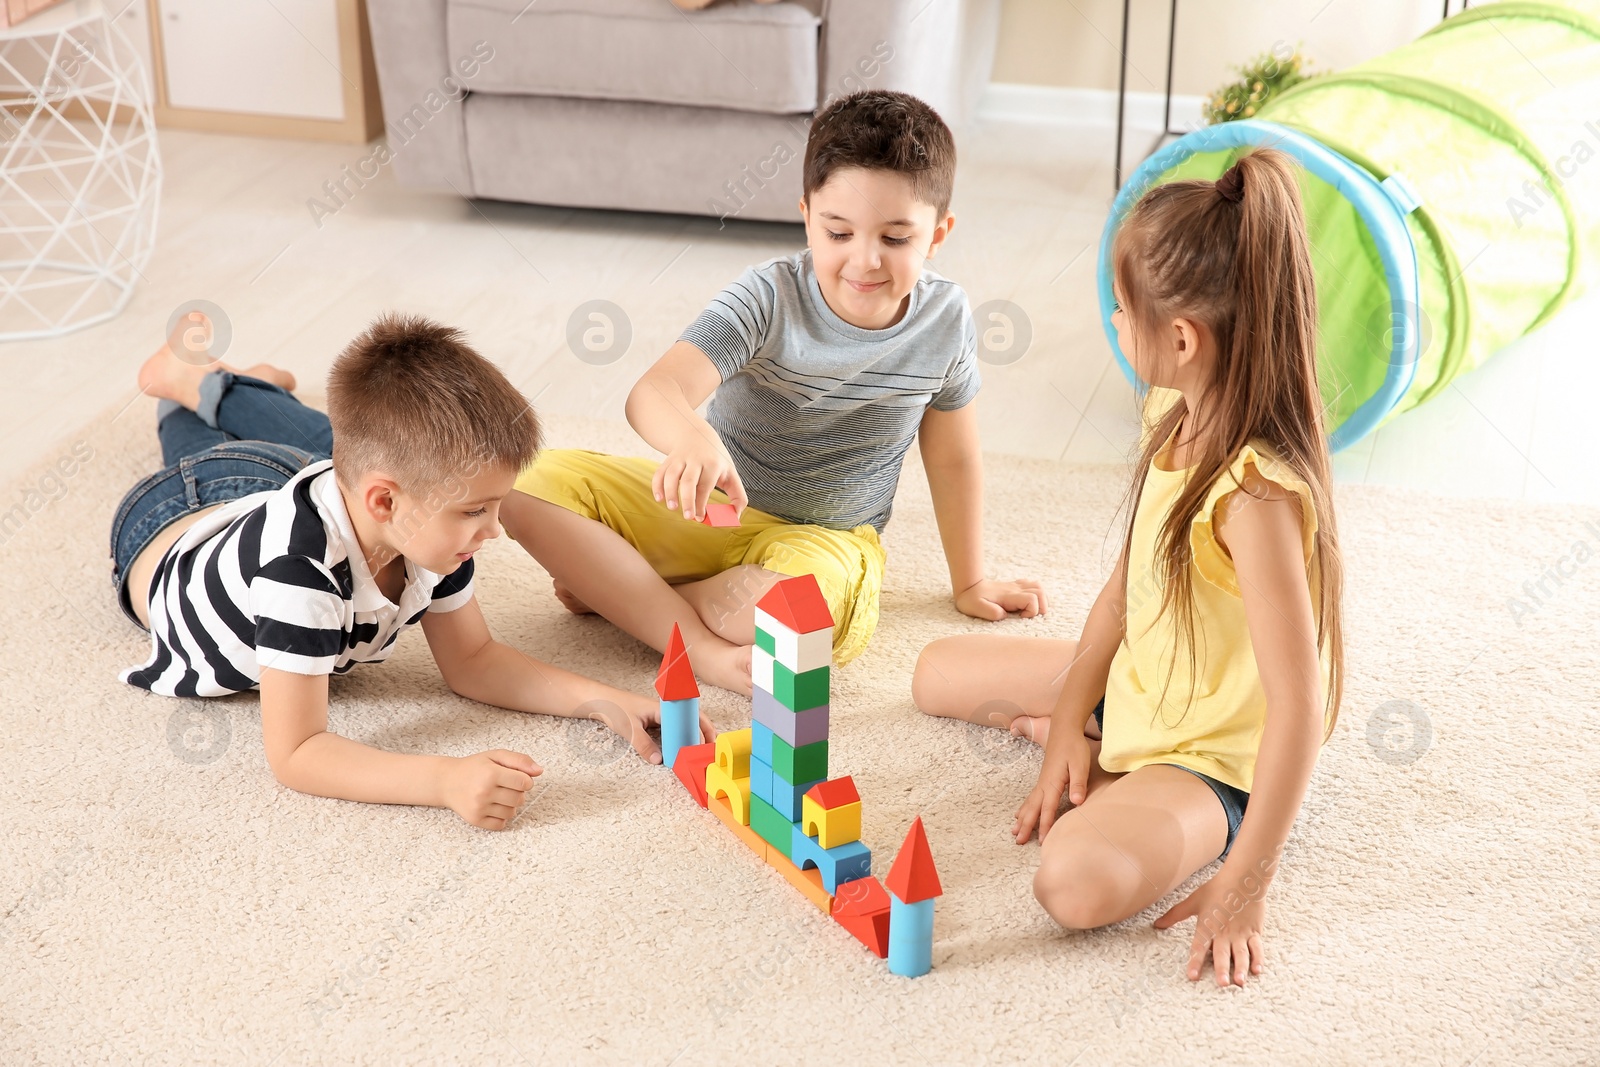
[818,0,1001,126]
[366,0,477,193]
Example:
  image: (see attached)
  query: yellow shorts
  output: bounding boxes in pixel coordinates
[514,449,886,665]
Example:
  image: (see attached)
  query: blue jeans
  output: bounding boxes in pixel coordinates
[110,372,334,628]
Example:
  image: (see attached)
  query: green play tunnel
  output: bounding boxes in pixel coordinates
[1098,1,1600,450]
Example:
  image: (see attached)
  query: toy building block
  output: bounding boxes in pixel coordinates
[700,502,740,528]
[887,895,934,978]
[709,792,767,862]
[672,742,715,807]
[767,763,824,822]
[789,824,872,893]
[756,573,834,636]
[884,817,943,904]
[750,720,776,765]
[831,875,891,958]
[748,754,775,806]
[751,689,829,748]
[765,844,833,914]
[715,727,751,780]
[885,818,942,978]
[655,623,701,770]
[705,762,751,825]
[748,794,795,859]
[754,607,831,675]
[802,777,862,849]
[753,649,830,711]
[770,735,827,784]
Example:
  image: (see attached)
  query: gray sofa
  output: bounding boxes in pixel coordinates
[367,0,1002,223]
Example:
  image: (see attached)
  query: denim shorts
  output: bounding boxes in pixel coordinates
[1092,698,1249,860]
[109,440,320,629]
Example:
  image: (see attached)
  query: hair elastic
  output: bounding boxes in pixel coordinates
[1216,164,1245,203]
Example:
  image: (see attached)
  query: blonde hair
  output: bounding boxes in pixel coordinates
[1112,147,1345,737]
[326,314,540,493]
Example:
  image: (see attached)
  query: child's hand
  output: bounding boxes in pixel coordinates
[653,433,747,523]
[438,749,541,830]
[1012,729,1093,844]
[1154,866,1269,987]
[956,578,1047,622]
[583,696,718,765]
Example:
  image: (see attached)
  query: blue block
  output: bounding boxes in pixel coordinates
[749,754,775,805]
[750,720,775,765]
[789,824,871,893]
[768,763,823,821]
[887,894,934,978]
[658,697,699,771]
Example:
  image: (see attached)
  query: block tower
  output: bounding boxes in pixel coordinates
[664,574,943,974]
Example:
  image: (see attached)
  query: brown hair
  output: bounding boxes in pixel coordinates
[1112,147,1344,737]
[326,314,540,493]
[803,90,955,216]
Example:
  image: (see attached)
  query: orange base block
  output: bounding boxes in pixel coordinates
[765,848,833,914]
[709,793,768,862]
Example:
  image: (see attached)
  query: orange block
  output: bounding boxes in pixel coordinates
[709,792,767,863]
[765,846,834,914]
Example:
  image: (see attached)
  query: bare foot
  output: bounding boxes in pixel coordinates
[137,311,215,408]
[1009,714,1051,746]
[234,363,297,392]
[695,640,752,698]
[551,578,595,615]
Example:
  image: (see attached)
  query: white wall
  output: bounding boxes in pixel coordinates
[993,0,1446,95]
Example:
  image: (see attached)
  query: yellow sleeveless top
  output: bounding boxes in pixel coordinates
[1099,397,1326,793]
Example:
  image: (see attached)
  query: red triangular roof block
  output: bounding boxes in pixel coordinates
[756,573,834,635]
[884,817,942,904]
[654,623,700,700]
[831,875,890,958]
[805,776,860,809]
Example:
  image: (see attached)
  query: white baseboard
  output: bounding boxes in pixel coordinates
[977,82,1209,132]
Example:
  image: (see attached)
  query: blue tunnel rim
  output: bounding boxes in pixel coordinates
[1096,119,1422,452]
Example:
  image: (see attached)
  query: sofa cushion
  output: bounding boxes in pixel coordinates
[447,0,820,115]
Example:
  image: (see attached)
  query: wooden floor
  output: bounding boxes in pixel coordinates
[3,118,1594,506]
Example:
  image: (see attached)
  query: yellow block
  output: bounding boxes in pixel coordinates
[705,762,751,825]
[765,846,833,914]
[715,727,752,779]
[709,793,767,862]
[801,795,862,850]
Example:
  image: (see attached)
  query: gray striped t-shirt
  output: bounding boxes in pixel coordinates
[680,250,980,532]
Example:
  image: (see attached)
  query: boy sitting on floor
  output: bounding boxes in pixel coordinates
[114,313,710,830]
[501,90,1045,694]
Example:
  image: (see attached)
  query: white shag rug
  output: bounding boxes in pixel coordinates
[1,397,1596,1066]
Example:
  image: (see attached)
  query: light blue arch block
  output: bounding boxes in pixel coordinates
[887,894,933,978]
[788,824,871,893]
[658,697,699,771]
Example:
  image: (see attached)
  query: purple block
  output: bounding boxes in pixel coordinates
[752,687,829,748]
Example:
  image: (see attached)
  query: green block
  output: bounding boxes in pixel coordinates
[770,736,828,784]
[749,795,795,859]
[771,661,829,711]
[754,626,775,656]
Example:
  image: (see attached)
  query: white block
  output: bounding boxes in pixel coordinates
[752,646,775,694]
[754,609,833,674]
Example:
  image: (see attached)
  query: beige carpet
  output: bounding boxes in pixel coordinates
[1,396,1596,1066]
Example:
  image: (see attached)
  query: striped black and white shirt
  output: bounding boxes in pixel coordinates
[121,460,474,698]
[680,250,980,532]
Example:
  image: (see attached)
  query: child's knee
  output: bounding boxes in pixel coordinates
[1033,838,1126,930]
[911,636,974,717]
